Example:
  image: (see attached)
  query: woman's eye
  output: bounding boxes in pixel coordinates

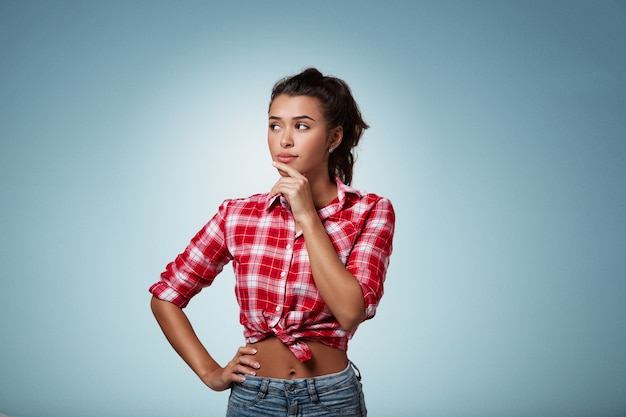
[269,123,280,131]
[295,123,309,130]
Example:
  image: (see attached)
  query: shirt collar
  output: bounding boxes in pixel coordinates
[266,176,360,214]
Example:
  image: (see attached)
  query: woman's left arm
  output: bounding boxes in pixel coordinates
[270,162,391,332]
[299,212,366,331]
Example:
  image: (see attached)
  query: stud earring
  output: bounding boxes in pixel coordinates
[329,147,335,153]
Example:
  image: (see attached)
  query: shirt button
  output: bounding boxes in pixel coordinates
[280,271,286,277]
[275,306,281,312]
[286,244,292,250]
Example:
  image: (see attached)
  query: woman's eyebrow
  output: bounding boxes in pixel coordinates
[269,115,316,121]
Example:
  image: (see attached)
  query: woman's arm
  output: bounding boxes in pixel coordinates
[150,296,259,391]
[299,215,366,332]
[270,162,366,332]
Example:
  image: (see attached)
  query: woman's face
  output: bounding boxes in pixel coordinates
[268,94,341,181]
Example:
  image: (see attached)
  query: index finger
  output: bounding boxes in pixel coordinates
[272,161,304,178]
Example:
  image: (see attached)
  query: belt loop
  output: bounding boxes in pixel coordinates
[259,378,270,399]
[349,360,362,381]
[307,378,319,403]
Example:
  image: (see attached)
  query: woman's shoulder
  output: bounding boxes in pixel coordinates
[340,181,393,208]
[218,191,273,212]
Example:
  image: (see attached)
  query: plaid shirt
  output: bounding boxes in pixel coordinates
[149,178,395,362]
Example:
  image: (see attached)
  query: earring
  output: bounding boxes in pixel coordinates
[329,147,335,153]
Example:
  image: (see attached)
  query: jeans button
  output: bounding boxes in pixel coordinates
[288,384,296,392]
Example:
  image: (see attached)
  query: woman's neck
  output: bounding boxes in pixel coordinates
[309,175,338,209]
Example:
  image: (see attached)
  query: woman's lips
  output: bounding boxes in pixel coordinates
[277,153,297,163]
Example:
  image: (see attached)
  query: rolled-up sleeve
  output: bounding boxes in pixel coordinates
[149,201,233,308]
[346,197,395,320]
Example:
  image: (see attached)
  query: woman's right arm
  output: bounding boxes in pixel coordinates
[150,296,260,391]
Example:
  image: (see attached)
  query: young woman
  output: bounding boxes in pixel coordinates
[149,68,395,416]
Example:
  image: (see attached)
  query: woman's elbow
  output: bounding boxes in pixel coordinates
[338,309,366,333]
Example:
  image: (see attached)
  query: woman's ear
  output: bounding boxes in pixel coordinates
[329,126,343,150]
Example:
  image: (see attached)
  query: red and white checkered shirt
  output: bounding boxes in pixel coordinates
[149,178,395,362]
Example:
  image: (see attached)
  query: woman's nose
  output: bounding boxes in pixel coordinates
[280,129,293,148]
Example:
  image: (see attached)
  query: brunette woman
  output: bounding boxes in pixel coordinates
[150,67,395,416]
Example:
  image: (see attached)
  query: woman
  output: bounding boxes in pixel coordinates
[150,67,395,416]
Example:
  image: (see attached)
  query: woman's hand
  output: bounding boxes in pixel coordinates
[201,346,260,391]
[270,161,317,223]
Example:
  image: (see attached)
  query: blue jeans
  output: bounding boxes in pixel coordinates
[226,361,367,416]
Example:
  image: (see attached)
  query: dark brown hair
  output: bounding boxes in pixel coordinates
[270,68,369,185]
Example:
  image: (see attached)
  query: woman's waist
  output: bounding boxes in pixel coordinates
[246,336,348,380]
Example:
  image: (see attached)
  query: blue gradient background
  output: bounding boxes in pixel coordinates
[1,1,625,416]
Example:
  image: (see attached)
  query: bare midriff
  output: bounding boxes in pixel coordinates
[247,337,348,380]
